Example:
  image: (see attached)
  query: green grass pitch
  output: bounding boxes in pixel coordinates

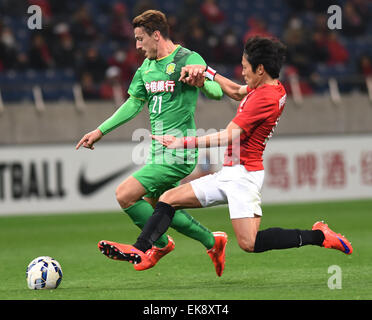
[0,199,371,300]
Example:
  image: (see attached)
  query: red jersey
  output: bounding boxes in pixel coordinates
[224,81,287,171]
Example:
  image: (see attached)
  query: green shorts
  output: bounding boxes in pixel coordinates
[132,162,197,199]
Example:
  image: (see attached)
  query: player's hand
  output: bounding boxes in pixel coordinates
[151,134,183,149]
[185,69,205,88]
[179,65,206,87]
[75,128,103,150]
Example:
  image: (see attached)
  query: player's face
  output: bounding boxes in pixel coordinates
[241,55,262,88]
[134,27,158,60]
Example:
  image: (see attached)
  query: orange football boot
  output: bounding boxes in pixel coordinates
[134,235,175,271]
[207,232,228,277]
[312,221,353,255]
[98,240,151,268]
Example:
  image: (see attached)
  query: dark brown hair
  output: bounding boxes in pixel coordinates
[244,36,287,79]
[132,10,170,39]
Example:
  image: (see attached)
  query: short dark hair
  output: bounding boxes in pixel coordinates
[243,36,286,79]
[132,10,170,39]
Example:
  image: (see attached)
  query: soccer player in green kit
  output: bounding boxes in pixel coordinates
[76,10,227,275]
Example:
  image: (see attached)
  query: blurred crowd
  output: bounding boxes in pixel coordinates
[0,0,372,101]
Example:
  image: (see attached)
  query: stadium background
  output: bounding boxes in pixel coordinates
[0,0,372,301]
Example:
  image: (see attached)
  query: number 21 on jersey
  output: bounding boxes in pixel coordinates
[152,95,162,114]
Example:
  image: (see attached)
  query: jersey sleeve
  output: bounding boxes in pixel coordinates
[98,96,145,135]
[185,52,224,99]
[201,79,223,100]
[185,51,207,66]
[232,93,275,134]
[127,65,148,101]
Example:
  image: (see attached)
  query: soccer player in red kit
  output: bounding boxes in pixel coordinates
[102,37,353,273]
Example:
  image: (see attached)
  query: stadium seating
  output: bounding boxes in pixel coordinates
[0,0,372,103]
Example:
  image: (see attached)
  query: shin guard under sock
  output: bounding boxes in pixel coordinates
[124,200,169,248]
[253,228,324,253]
[133,201,175,252]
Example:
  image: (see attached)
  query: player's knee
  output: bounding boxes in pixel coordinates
[158,190,176,206]
[115,185,136,209]
[237,237,256,253]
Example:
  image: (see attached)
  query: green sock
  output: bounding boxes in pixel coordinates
[124,200,169,248]
[171,209,215,250]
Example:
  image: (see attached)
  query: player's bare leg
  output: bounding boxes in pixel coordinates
[143,196,158,208]
[115,175,147,209]
[231,215,261,252]
[159,183,203,209]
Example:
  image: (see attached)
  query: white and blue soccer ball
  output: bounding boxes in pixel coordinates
[26,256,63,290]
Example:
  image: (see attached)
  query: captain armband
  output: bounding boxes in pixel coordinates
[205,66,217,81]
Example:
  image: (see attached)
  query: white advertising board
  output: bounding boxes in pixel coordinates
[1,135,371,215]
[0,143,142,215]
[262,135,372,203]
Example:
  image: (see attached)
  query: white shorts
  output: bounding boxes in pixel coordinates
[190,165,264,219]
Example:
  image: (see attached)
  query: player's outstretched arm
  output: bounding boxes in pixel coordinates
[152,121,243,149]
[98,95,145,135]
[213,73,248,101]
[180,65,246,101]
[197,121,243,147]
[75,96,145,150]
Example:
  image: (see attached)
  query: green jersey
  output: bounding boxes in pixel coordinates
[128,45,206,165]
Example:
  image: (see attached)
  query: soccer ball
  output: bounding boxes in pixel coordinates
[26,256,63,290]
